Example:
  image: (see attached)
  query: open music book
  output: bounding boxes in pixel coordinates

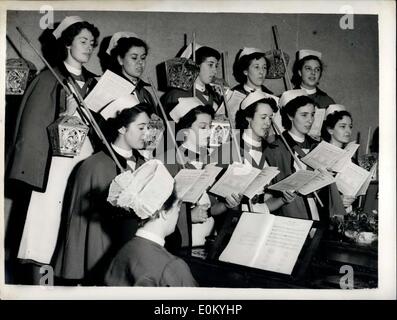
[174,165,223,203]
[209,162,279,199]
[301,141,360,172]
[335,161,375,197]
[268,169,335,195]
[219,212,313,275]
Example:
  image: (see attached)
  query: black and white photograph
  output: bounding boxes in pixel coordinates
[1,0,395,301]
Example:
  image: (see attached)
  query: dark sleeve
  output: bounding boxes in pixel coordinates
[161,258,198,287]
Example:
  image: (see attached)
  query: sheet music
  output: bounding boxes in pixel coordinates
[174,169,203,199]
[182,165,222,203]
[335,162,372,196]
[243,167,280,199]
[298,170,335,195]
[222,90,246,128]
[252,216,313,275]
[219,212,274,267]
[268,170,316,192]
[308,107,326,138]
[331,142,360,172]
[209,162,260,198]
[356,162,377,196]
[301,141,346,170]
[84,70,135,112]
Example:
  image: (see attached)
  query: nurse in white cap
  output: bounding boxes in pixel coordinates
[9,16,100,284]
[291,49,335,108]
[107,32,157,115]
[232,47,274,96]
[322,104,356,211]
[105,159,197,286]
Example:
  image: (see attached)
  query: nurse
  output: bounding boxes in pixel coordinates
[291,49,335,108]
[105,160,198,287]
[8,16,100,283]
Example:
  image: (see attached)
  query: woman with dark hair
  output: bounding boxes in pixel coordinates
[107,32,157,115]
[214,91,295,213]
[54,102,151,285]
[162,97,242,249]
[7,16,101,283]
[232,47,274,95]
[161,45,223,118]
[266,90,345,221]
[291,49,335,108]
[322,104,357,212]
[105,160,197,287]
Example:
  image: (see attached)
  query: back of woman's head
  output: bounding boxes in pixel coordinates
[177,104,215,132]
[58,21,100,62]
[106,103,151,142]
[235,97,278,130]
[291,55,323,88]
[109,37,149,73]
[321,110,352,142]
[233,51,268,85]
[281,95,315,130]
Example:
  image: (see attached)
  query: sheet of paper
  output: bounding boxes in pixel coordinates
[219,212,274,267]
[308,107,326,138]
[298,170,335,195]
[84,70,135,112]
[252,215,313,275]
[356,162,377,196]
[268,170,316,192]
[223,90,246,128]
[331,142,360,172]
[209,162,260,198]
[174,169,204,199]
[182,165,223,203]
[335,162,371,196]
[301,141,346,170]
[243,167,280,199]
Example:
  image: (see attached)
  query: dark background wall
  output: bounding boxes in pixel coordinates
[6,10,379,155]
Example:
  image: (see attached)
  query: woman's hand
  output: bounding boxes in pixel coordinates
[281,190,297,204]
[191,205,209,223]
[60,94,78,117]
[225,193,243,209]
[342,195,356,208]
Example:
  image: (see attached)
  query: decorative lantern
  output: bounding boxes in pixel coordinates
[165,57,200,91]
[47,115,89,157]
[265,49,290,79]
[6,58,37,95]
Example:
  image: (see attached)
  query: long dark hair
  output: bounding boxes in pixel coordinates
[291,54,324,88]
[106,103,151,142]
[321,110,353,142]
[58,21,100,62]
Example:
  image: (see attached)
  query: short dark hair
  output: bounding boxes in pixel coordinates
[177,104,215,132]
[233,51,268,85]
[194,46,221,64]
[58,21,100,61]
[106,103,151,142]
[281,96,316,130]
[321,110,353,142]
[109,37,149,74]
[235,98,278,130]
[291,54,324,88]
